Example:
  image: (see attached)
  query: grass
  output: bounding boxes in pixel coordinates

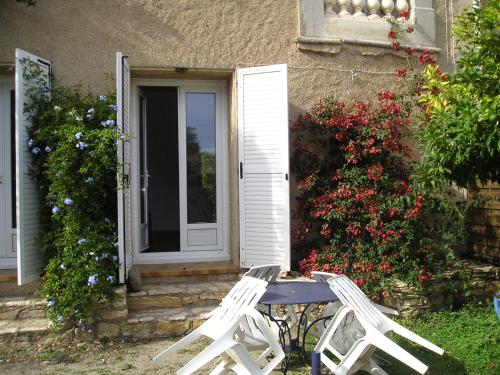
[285,302,499,374]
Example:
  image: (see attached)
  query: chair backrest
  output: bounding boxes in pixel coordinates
[328,275,385,328]
[311,271,338,283]
[211,276,268,325]
[244,264,282,282]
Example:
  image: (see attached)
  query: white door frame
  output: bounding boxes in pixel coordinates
[0,78,16,269]
[130,79,229,264]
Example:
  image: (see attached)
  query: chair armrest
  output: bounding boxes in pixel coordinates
[374,303,399,316]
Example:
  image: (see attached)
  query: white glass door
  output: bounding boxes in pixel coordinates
[178,87,223,251]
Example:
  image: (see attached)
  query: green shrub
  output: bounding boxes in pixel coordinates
[23,61,121,325]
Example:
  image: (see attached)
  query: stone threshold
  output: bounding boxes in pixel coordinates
[0,269,16,282]
[137,261,239,279]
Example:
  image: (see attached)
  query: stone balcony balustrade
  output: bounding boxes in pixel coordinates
[299,0,438,51]
[324,0,411,20]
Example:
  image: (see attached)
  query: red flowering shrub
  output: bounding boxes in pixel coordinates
[292,95,461,299]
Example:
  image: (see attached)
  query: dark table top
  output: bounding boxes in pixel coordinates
[259,281,338,305]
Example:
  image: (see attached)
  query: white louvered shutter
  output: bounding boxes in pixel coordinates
[15,49,51,285]
[116,52,132,283]
[238,64,290,271]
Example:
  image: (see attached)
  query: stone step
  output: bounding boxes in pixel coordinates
[123,305,217,339]
[0,296,47,320]
[137,261,240,284]
[127,280,234,312]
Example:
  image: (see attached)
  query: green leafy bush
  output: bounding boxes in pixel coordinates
[418,2,500,187]
[23,62,121,325]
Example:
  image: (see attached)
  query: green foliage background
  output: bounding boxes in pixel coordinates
[417,1,500,187]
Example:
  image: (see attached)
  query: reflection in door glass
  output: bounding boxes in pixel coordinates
[186,93,216,223]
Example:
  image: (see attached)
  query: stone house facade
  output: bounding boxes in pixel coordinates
[0,0,471,287]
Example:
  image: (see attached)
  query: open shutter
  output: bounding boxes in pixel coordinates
[15,49,51,285]
[238,64,290,271]
[116,52,132,283]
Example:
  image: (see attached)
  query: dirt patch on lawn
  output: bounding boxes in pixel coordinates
[0,337,213,374]
[0,336,298,374]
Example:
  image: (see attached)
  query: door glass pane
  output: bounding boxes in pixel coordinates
[10,90,16,229]
[139,95,146,225]
[185,92,216,224]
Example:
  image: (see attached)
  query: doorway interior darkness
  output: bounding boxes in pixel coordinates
[140,86,180,252]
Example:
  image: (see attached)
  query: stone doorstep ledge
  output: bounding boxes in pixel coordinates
[0,298,47,320]
[100,305,216,339]
[127,281,233,311]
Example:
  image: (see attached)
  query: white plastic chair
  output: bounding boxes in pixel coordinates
[153,276,285,375]
[314,275,444,375]
[244,264,298,340]
[244,264,282,282]
[312,271,399,319]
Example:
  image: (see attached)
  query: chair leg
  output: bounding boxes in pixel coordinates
[390,320,444,355]
[177,337,236,375]
[366,329,428,375]
[153,329,203,362]
[360,357,389,375]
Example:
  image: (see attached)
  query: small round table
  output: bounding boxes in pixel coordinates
[259,281,339,374]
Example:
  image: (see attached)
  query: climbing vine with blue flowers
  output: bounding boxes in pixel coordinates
[23,60,122,326]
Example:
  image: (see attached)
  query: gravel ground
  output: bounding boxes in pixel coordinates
[0,337,303,375]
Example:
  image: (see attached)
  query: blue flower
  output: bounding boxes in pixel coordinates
[99,95,107,100]
[95,256,100,261]
[59,263,65,270]
[47,298,55,307]
[77,238,86,245]
[106,275,115,283]
[101,119,116,127]
[100,252,108,259]
[87,108,95,114]
[31,147,41,155]
[75,132,83,140]
[113,242,119,248]
[87,274,98,286]
[74,308,80,314]
[108,104,117,111]
[45,146,52,153]
[112,255,118,262]
[56,315,64,323]
[27,139,34,148]
[52,206,60,214]
[85,176,94,184]
[76,142,88,150]
[54,105,61,111]
[64,198,73,206]
[104,217,111,224]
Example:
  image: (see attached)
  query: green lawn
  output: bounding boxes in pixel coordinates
[286,302,499,375]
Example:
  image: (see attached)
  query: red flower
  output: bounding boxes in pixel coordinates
[399,10,409,19]
[388,30,397,39]
[367,163,384,181]
[378,91,396,101]
[391,42,401,51]
[419,50,435,64]
[395,68,408,78]
[406,26,414,33]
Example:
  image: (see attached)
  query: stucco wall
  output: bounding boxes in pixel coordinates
[0,0,468,110]
[0,0,470,267]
